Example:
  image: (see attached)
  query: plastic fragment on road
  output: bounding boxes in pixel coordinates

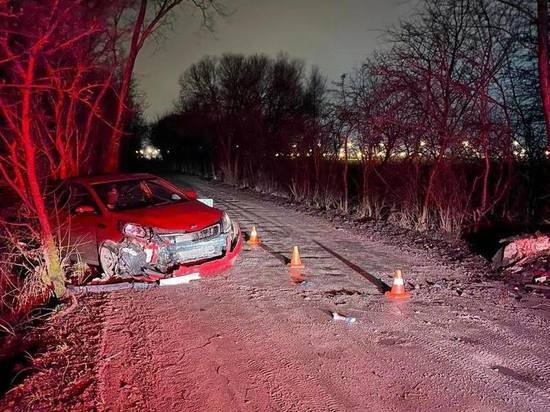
[159,273,201,286]
[67,282,158,294]
[331,312,356,324]
[492,233,550,269]
[198,198,214,207]
[133,282,156,289]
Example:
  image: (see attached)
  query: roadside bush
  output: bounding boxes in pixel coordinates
[172,156,549,239]
[0,227,52,326]
[0,206,76,328]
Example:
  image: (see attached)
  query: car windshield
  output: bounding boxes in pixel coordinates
[92,179,184,211]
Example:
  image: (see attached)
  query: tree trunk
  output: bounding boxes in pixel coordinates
[105,0,147,172]
[342,135,349,214]
[480,85,490,216]
[21,54,65,297]
[421,157,440,226]
[361,156,371,217]
[537,0,550,152]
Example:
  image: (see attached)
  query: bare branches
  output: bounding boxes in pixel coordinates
[104,0,224,171]
[0,0,121,296]
[161,0,546,235]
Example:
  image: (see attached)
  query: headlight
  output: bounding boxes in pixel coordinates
[221,212,232,233]
[121,222,149,238]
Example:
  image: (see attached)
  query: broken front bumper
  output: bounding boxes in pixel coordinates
[112,222,243,279]
[171,231,243,277]
[154,221,243,277]
[162,233,227,265]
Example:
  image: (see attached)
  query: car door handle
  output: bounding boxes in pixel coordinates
[97,223,106,229]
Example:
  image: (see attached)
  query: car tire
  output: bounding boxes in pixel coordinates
[99,241,118,277]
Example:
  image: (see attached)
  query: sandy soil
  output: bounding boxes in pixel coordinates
[2,176,550,411]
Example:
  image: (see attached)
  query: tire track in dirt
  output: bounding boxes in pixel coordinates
[186,178,394,293]
[98,289,216,410]
[370,303,550,411]
[97,293,154,409]
[409,329,550,410]
[186,178,436,281]
[188,285,368,411]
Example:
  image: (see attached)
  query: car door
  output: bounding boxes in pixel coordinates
[67,184,102,265]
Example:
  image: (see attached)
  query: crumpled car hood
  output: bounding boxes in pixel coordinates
[113,200,223,232]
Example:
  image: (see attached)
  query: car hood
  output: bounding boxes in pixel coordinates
[113,200,223,232]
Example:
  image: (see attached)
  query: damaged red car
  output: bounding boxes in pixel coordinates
[57,173,242,280]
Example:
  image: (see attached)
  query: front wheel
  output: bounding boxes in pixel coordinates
[99,241,118,277]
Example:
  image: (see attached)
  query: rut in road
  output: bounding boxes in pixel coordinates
[92,176,550,411]
[187,177,419,293]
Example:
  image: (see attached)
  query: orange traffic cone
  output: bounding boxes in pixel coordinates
[385,269,410,299]
[288,246,304,269]
[289,271,305,284]
[247,226,261,246]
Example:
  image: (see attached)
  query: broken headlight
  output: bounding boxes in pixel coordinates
[222,212,238,245]
[192,224,220,241]
[221,212,232,233]
[121,222,150,238]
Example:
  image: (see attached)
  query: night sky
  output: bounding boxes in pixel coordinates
[134,0,413,120]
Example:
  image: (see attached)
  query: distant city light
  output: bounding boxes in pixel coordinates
[137,144,162,160]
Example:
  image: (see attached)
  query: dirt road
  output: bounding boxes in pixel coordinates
[84,176,549,411]
[4,176,546,411]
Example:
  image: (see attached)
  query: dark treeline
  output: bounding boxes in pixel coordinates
[152,0,549,238]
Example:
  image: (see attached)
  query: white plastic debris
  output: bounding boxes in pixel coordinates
[198,198,214,207]
[534,276,548,283]
[331,312,356,324]
[159,273,201,286]
[493,234,550,268]
[68,282,156,294]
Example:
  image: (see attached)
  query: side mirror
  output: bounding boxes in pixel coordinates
[74,205,96,215]
[182,189,197,200]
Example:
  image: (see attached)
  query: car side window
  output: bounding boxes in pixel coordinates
[69,184,98,215]
[146,180,179,202]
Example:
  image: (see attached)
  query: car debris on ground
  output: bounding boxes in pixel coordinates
[331,312,357,324]
[493,233,550,295]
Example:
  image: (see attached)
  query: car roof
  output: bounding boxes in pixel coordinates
[67,173,158,186]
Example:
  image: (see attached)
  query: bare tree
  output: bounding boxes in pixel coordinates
[496,0,549,152]
[537,0,550,152]
[104,0,223,172]
[0,0,112,296]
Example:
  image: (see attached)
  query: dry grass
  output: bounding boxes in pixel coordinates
[289,178,307,202]
[356,195,388,220]
[200,157,547,240]
[0,221,74,327]
[0,244,50,326]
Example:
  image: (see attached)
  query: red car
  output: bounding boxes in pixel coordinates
[57,173,242,280]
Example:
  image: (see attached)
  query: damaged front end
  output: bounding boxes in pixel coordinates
[99,213,241,279]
